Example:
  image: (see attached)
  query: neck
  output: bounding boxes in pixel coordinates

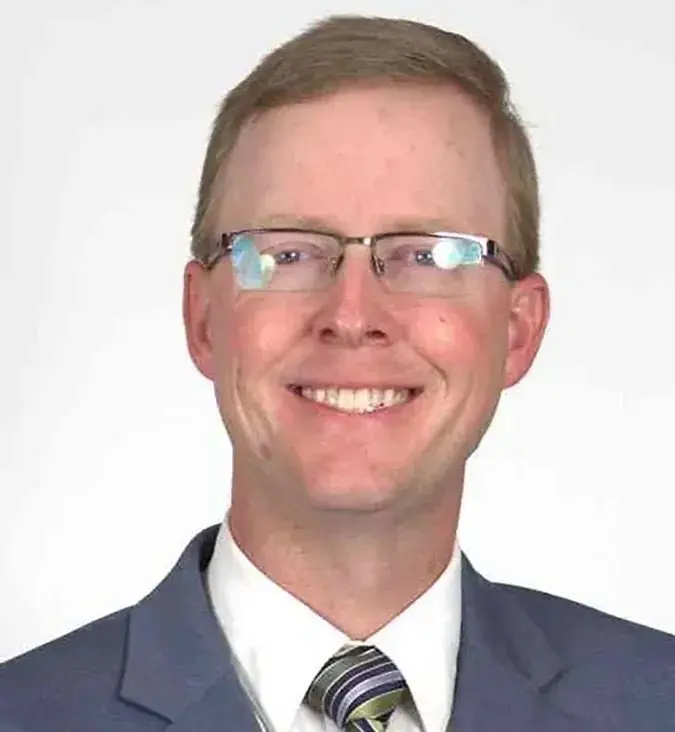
[227,476,462,639]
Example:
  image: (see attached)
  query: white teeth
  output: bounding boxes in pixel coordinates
[353,388,370,412]
[326,387,339,407]
[337,389,355,411]
[299,386,413,413]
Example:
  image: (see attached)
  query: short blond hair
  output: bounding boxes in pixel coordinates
[191,15,540,278]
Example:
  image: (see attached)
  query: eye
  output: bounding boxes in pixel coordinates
[272,248,310,265]
[261,238,326,266]
[387,243,436,266]
[413,248,436,266]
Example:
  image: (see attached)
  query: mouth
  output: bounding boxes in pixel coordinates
[287,385,423,415]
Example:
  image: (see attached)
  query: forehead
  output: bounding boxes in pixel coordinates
[216,83,506,238]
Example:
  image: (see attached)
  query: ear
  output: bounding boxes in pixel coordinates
[183,260,216,381]
[503,272,550,388]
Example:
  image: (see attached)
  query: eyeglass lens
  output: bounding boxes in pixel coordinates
[229,231,487,293]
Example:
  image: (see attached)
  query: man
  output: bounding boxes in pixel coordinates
[1,13,674,732]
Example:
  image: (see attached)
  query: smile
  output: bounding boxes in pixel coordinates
[288,386,422,414]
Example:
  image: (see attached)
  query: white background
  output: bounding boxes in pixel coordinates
[1,0,674,662]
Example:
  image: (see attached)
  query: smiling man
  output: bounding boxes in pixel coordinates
[2,14,675,732]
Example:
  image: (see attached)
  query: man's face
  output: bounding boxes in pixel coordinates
[184,84,548,519]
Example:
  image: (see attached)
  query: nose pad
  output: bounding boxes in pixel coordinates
[331,252,345,276]
[371,252,385,277]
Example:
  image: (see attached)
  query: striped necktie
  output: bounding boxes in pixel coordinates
[304,645,408,732]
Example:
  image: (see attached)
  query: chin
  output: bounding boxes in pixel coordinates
[296,459,412,514]
[305,488,400,514]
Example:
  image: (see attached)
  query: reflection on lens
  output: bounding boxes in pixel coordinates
[232,236,275,289]
[432,237,482,270]
[259,254,276,287]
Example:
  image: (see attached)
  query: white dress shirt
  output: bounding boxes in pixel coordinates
[206,520,462,732]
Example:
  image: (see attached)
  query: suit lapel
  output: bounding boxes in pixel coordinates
[119,525,261,732]
[452,555,582,732]
[164,670,262,732]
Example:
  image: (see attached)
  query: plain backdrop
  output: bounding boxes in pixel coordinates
[1,0,674,662]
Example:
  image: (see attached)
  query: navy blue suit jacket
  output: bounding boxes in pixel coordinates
[1,525,674,731]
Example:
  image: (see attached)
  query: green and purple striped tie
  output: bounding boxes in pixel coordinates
[304,645,408,732]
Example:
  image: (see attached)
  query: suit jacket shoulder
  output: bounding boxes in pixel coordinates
[0,608,145,731]
[456,564,675,729]
[0,527,254,732]
[500,577,675,668]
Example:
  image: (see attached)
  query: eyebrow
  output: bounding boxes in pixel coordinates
[250,213,472,234]
[253,214,333,230]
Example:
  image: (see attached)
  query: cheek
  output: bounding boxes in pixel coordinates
[211,296,301,379]
[416,305,498,369]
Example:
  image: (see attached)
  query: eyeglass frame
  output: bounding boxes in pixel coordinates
[200,227,519,285]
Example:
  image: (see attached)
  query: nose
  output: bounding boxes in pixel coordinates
[310,246,400,348]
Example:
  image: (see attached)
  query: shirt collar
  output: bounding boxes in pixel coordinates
[369,538,461,732]
[206,518,461,732]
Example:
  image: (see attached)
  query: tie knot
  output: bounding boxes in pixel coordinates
[305,645,408,732]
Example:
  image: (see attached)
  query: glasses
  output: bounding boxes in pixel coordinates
[202,228,517,296]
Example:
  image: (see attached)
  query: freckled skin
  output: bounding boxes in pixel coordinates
[183,83,549,540]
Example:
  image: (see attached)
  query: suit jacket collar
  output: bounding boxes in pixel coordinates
[452,556,579,731]
[120,526,253,728]
[120,525,578,731]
